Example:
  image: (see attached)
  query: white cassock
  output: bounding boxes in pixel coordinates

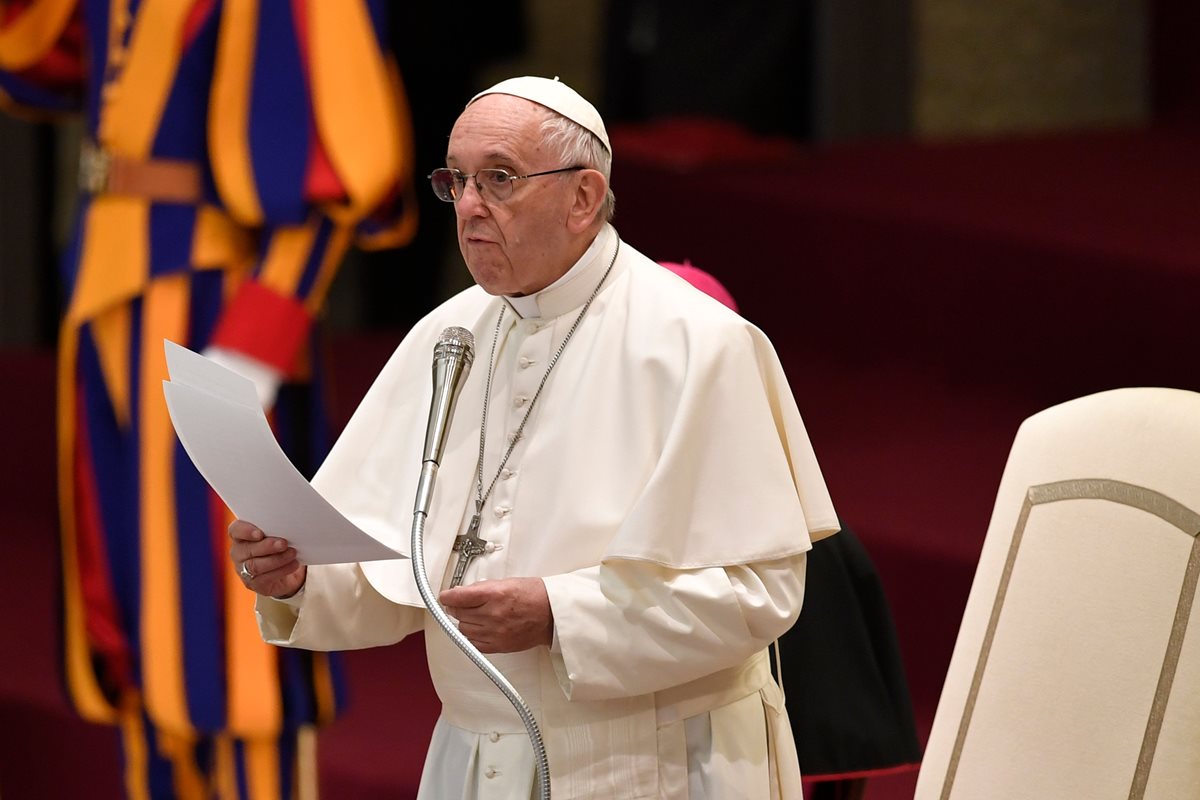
[256,224,840,799]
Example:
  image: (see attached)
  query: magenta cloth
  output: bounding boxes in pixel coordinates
[658,261,740,313]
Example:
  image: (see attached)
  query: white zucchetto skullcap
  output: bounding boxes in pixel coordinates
[468,76,611,154]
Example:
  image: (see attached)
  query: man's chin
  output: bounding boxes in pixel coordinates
[465,265,512,296]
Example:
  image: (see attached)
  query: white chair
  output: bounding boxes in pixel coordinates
[915,388,1200,800]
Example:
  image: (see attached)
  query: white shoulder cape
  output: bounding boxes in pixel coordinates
[311,237,838,606]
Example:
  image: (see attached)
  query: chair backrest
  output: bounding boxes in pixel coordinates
[915,387,1200,800]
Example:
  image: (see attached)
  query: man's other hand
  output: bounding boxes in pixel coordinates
[228,519,307,599]
[440,578,553,653]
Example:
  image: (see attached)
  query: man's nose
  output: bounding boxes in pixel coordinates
[455,177,489,217]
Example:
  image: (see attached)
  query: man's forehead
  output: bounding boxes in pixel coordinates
[456,93,546,127]
[445,147,522,166]
[447,96,547,163]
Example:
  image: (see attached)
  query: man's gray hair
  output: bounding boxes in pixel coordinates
[539,112,616,223]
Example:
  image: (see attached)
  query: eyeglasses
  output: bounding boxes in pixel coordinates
[428,166,584,203]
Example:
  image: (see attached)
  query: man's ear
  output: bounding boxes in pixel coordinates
[566,169,607,233]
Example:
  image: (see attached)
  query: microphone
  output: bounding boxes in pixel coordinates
[407,324,550,799]
[414,327,474,517]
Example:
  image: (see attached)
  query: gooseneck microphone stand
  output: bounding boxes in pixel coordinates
[410,327,551,799]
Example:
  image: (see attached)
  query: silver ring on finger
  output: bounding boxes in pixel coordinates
[239,560,255,580]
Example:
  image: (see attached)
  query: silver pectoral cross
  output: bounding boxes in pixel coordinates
[450,512,488,588]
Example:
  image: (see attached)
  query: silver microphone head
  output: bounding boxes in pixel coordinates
[434,326,475,368]
[422,326,476,471]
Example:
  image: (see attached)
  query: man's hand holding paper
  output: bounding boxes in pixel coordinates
[229,520,307,599]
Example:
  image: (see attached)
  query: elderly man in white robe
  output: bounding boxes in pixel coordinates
[229,76,840,799]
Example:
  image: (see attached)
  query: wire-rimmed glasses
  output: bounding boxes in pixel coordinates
[428,166,584,203]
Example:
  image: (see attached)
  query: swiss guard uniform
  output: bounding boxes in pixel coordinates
[0,1,416,796]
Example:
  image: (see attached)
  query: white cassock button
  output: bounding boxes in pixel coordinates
[518,356,534,368]
[495,506,510,518]
[489,731,501,743]
[513,395,528,408]
[485,767,499,779]
[500,468,515,480]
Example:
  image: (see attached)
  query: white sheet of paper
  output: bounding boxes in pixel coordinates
[164,339,262,409]
[162,341,404,565]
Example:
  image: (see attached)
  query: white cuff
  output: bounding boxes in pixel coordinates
[202,345,283,410]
